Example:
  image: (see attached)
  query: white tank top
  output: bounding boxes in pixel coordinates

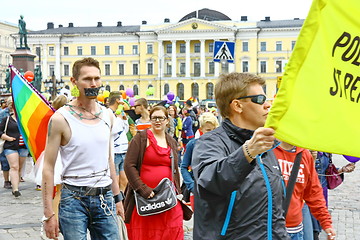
[57,106,112,187]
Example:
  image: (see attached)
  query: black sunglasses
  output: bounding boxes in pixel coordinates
[235,94,267,105]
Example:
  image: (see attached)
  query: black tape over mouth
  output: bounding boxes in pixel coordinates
[84,87,101,97]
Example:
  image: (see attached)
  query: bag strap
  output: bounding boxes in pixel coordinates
[283,151,303,217]
[170,149,175,182]
[4,116,9,134]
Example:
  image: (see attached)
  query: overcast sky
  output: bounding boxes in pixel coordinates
[1,0,313,30]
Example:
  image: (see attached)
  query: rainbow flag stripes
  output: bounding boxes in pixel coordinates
[10,66,55,162]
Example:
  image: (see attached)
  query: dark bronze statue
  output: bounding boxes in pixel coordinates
[33,66,42,92]
[4,69,10,92]
[18,15,28,48]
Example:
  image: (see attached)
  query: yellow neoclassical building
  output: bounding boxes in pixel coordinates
[24,9,303,100]
[0,20,17,87]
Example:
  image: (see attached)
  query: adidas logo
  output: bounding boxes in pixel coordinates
[140,197,175,212]
[165,197,172,205]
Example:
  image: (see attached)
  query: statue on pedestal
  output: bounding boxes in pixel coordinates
[4,69,10,92]
[33,67,42,92]
[18,15,28,49]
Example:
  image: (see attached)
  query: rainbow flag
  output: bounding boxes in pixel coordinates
[10,66,55,162]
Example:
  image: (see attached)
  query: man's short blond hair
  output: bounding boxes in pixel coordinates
[199,112,219,128]
[215,72,265,118]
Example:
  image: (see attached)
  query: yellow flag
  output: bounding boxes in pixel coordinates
[265,0,360,157]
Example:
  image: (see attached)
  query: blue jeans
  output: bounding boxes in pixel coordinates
[289,230,304,240]
[59,187,120,240]
[114,153,126,175]
[0,151,9,171]
[4,148,29,157]
[302,203,314,240]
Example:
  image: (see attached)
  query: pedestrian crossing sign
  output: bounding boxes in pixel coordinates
[213,41,235,63]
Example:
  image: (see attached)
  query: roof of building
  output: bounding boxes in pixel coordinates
[27,16,304,35]
[29,24,140,34]
[179,8,232,22]
[257,19,304,28]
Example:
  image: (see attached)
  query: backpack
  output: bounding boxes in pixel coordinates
[189,111,199,132]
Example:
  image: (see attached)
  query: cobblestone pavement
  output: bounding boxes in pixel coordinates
[0,154,358,239]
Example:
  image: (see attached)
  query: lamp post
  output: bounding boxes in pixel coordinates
[45,74,64,100]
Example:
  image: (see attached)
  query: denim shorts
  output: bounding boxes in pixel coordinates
[288,230,304,240]
[114,153,126,175]
[4,148,29,157]
[59,187,120,240]
[0,152,9,171]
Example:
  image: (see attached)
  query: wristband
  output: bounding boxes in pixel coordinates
[114,191,125,203]
[41,213,55,223]
[244,142,256,160]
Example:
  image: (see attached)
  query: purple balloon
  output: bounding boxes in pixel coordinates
[126,88,134,98]
[129,97,136,106]
[167,91,175,101]
[343,155,360,163]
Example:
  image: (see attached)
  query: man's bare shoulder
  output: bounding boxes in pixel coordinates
[49,111,68,131]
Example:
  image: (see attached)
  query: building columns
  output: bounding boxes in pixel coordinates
[171,40,176,78]
[185,40,190,78]
[200,40,205,77]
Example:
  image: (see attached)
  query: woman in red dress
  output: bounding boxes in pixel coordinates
[124,105,184,240]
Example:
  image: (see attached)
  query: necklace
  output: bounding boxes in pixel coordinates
[66,103,103,120]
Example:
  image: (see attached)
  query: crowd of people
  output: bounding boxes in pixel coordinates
[0,57,356,240]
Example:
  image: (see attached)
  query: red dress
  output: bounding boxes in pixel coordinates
[126,130,184,240]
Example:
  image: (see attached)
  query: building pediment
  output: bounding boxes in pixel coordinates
[156,18,235,34]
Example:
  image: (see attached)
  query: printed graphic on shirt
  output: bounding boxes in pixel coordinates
[278,159,305,184]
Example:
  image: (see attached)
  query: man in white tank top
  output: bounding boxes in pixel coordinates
[42,58,124,240]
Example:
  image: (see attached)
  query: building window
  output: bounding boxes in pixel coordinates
[180,63,185,75]
[194,62,200,76]
[276,41,282,51]
[260,42,266,51]
[91,46,96,55]
[177,83,184,100]
[192,83,199,98]
[292,41,296,50]
[132,45,138,55]
[49,65,55,76]
[64,47,69,55]
[147,44,153,54]
[77,46,83,55]
[260,61,267,73]
[118,64,124,75]
[242,42,249,52]
[276,60,282,73]
[209,42,214,53]
[206,83,214,99]
[119,85,125,91]
[194,43,200,53]
[221,61,229,73]
[166,44,172,54]
[164,83,170,95]
[119,46,124,55]
[242,61,249,72]
[49,47,54,56]
[105,46,110,55]
[209,62,214,74]
[64,65,70,76]
[133,63,138,75]
[105,85,111,91]
[180,43,185,53]
[133,85,139,96]
[147,63,153,75]
[105,64,111,75]
[166,63,172,75]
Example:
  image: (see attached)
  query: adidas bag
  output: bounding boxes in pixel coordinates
[134,178,177,216]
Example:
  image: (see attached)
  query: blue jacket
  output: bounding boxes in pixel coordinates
[180,138,197,192]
